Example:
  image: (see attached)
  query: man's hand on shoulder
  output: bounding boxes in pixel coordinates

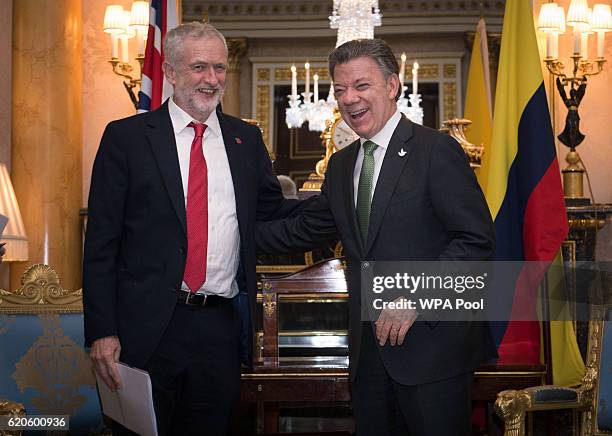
[90,335,122,391]
[375,298,418,347]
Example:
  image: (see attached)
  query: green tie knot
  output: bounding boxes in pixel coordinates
[363,140,378,156]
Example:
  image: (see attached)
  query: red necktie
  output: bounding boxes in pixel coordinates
[183,122,208,293]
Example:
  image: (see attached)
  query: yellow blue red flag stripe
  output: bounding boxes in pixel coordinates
[486,0,568,363]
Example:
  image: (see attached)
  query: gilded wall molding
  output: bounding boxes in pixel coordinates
[443,64,457,79]
[184,1,505,21]
[227,37,248,73]
[443,82,458,121]
[257,68,270,81]
[407,64,439,80]
[0,264,82,314]
[254,58,460,139]
[256,85,271,147]
[275,67,330,82]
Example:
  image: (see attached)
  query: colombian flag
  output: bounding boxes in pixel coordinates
[485,0,568,364]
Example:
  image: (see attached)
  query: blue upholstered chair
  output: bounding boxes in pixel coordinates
[0,264,106,435]
[495,303,612,436]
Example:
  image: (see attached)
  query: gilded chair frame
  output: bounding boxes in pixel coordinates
[494,302,611,436]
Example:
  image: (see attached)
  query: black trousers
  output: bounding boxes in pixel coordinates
[113,297,241,436]
[352,325,473,436]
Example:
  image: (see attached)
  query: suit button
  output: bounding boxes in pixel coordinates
[179,247,185,255]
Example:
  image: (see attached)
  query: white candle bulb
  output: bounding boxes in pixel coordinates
[580,32,589,58]
[111,33,119,58]
[291,65,297,99]
[597,31,605,58]
[313,74,319,102]
[546,31,553,58]
[412,61,419,96]
[399,53,406,87]
[120,36,129,63]
[137,29,145,56]
[573,27,581,54]
[304,62,310,96]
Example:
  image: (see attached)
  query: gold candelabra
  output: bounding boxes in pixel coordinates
[109,55,144,110]
[538,1,611,201]
[103,2,149,110]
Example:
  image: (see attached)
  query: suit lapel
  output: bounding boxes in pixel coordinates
[147,102,187,235]
[217,110,248,242]
[364,116,415,254]
[342,140,364,255]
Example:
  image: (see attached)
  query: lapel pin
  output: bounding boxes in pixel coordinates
[235,137,242,144]
[398,148,407,157]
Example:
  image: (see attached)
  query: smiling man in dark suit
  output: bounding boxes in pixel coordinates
[83,22,303,436]
[256,39,496,435]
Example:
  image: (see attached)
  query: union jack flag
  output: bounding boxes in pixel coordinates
[137,0,179,112]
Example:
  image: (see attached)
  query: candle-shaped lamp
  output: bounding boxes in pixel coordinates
[313,74,319,102]
[538,3,561,58]
[553,5,566,59]
[567,0,590,54]
[591,4,612,58]
[305,62,311,97]
[119,10,135,64]
[412,61,419,96]
[103,5,124,59]
[291,65,297,99]
[130,1,149,56]
[399,53,406,88]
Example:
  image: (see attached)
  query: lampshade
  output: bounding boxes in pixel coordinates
[581,8,594,34]
[130,1,149,31]
[539,3,561,31]
[567,0,590,26]
[103,5,125,34]
[555,5,567,33]
[120,10,136,39]
[591,4,612,31]
[0,164,27,262]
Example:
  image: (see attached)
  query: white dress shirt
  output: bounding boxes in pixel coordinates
[353,110,403,206]
[168,98,240,298]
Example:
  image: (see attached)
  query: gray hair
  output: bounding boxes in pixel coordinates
[328,39,402,100]
[163,22,228,66]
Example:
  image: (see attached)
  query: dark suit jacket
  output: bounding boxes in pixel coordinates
[83,102,299,368]
[257,116,497,384]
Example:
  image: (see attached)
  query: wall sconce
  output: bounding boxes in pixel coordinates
[103,1,149,110]
[537,0,611,201]
[0,164,28,262]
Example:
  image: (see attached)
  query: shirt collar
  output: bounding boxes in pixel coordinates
[359,109,402,150]
[168,97,221,138]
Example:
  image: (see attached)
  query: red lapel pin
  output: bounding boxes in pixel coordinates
[235,137,242,144]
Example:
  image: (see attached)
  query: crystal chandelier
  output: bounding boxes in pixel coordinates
[286,0,383,132]
[285,0,424,132]
[329,0,382,47]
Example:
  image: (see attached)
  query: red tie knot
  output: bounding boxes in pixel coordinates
[188,122,207,138]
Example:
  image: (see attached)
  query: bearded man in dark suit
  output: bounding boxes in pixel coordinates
[83,22,302,436]
[256,39,496,436]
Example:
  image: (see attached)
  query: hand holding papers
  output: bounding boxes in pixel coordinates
[95,362,158,436]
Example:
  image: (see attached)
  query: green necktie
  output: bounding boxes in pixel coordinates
[356,140,378,242]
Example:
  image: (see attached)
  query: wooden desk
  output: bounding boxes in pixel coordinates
[241,259,547,434]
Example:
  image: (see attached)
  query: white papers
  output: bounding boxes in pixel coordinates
[95,362,158,436]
